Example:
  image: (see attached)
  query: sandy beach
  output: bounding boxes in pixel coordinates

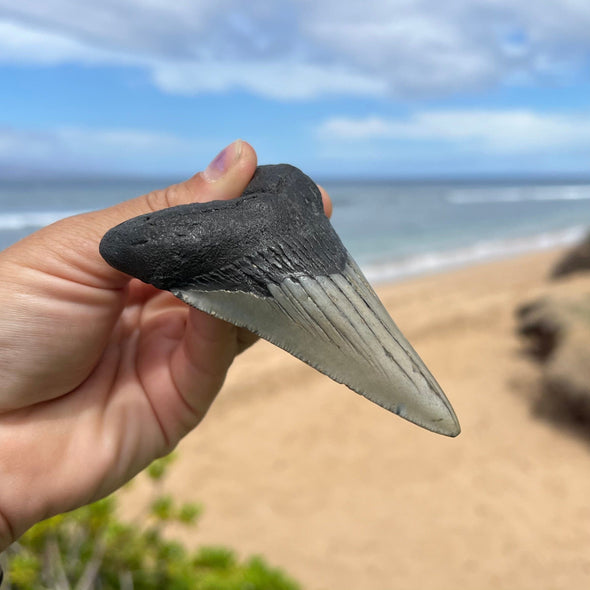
[124,247,590,590]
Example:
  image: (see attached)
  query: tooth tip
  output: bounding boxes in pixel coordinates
[435,415,461,437]
[427,398,461,437]
[403,408,460,437]
[422,396,462,437]
[383,393,461,437]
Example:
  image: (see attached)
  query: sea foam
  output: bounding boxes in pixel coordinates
[363,225,585,284]
[447,184,590,205]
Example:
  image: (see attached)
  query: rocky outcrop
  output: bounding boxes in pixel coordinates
[551,232,590,279]
[517,277,590,424]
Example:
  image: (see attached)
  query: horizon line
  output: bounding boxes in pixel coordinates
[2,170,590,186]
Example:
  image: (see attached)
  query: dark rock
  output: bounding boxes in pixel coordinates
[551,231,590,279]
[516,279,590,426]
[516,298,562,361]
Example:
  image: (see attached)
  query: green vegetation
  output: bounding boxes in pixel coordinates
[0,454,300,590]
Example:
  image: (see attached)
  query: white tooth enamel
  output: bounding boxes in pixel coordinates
[175,261,460,437]
[279,277,378,369]
[329,261,442,397]
[296,275,384,373]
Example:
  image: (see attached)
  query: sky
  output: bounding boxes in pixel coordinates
[1,0,590,179]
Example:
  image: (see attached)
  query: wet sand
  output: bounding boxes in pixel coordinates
[125,248,590,589]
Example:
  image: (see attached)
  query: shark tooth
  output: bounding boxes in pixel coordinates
[100,164,460,436]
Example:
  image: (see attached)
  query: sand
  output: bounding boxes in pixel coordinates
[124,248,590,590]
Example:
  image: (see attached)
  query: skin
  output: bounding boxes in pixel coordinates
[0,140,332,550]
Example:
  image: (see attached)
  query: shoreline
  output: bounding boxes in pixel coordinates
[362,225,585,285]
[122,246,590,590]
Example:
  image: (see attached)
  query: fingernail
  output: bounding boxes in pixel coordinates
[203,140,242,182]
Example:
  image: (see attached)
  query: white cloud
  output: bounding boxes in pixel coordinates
[0,21,114,64]
[152,60,387,100]
[318,110,590,154]
[0,0,589,99]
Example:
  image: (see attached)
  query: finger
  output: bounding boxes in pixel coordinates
[169,307,239,425]
[317,184,333,218]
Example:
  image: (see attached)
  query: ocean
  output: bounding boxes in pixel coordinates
[0,176,589,283]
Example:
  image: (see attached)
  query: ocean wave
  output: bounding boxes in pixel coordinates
[363,226,586,284]
[448,185,590,204]
[0,210,86,231]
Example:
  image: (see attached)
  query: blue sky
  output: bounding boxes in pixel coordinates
[1,0,590,179]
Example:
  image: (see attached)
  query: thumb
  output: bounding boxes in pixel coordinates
[8,140,258,288]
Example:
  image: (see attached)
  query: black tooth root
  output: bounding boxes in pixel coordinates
[100,164,348,296]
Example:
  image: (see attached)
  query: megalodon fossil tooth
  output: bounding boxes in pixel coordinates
[100,164,460,437]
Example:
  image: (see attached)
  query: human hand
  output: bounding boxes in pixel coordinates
[0,140,332,549]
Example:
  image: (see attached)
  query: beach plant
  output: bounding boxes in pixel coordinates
[0,453,300,590]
